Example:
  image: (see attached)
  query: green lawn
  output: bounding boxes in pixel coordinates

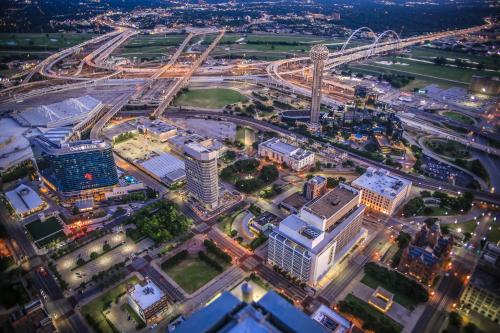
[0,33,95,50]
[442,111,475,125]
[174,88,248,108]
[163,254,225,294]
[361,273,419,309]
[487,220,500,245]
[426,139,470,159]
[341,294,403,333]
[448,220,478,234]
[81,276,140,333]
[113,34,187,60]
[25,217,63,240]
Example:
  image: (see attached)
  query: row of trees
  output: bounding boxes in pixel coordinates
[204,239,232,263]
[221,158,279,193]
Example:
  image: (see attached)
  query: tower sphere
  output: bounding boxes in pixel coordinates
[309,44,329,61]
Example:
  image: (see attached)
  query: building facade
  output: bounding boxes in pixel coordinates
[184,141,220,209]
[30,136,118,202]
[268,184,366,286]
[460,243,500,323]
[303,175,327,201]
[258,138,315,171]
[352,167,412,215]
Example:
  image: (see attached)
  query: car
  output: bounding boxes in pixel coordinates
[150,323,158,329]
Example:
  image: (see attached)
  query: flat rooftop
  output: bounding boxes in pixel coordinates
[260,138,297,156]
[140,152,185,183]
[311,304,352,333]
[352,167,411,199]
[304,185,358,221]
[5,184,44,215]
[129,279,165,310]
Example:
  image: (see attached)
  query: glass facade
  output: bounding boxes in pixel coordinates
[30,136,118,195]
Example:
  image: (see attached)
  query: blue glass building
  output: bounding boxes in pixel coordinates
[30,136,118,198]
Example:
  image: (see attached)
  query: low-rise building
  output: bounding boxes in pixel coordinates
[460,242,500,323]
[258,138,315,171]
[137,119,177,142]
[352,167,412,215]
[311,304,353,333]
[250,212,279,233]
[139,152,186,185]
[9,299,57,333]
[268,184,366,286]
[127,278,169,325]
[5,184,47,218]
[168,133,226,157]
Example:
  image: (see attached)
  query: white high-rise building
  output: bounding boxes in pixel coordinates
[184,141,220,209]
[268,184,366,286]
[352,167,412,215]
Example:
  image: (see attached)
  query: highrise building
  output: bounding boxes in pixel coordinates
[268,184,366,286]
[184,141,220,209]
[29,135,118,202]
[309,44,329,131]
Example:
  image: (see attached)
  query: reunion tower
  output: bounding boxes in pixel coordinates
[309,44,329,131]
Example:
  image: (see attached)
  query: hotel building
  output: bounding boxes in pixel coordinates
[352,167,412,215]
[268,184,366,286]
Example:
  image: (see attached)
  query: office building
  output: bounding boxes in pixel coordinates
[184,140,219,209]
[309,44,329,132]
[304,175,327,201]
[172,291,329,333]
[268,184,366,286]
[127,278,169,325]
[352,167,412,215]
[460,242,500,323]
[29,135,118,202]
[258,138,315,171]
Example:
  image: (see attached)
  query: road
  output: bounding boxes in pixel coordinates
[165,111,500,206]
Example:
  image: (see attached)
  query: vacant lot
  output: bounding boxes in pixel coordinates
[174,88,248,108]
[442,111,475,125]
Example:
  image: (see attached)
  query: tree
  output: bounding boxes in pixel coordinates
[90,252,98,260]
[259,165,279,183]
[326,177,339,188]
[434,56,447,66]
[76,258,85,266]
[396,232,411,249]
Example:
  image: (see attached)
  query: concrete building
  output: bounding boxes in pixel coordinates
[127,279,169,325]
[268,184,366,286]
[5,184,47,218]
[258,138,315,171]
[352,167,412,215]
[184,140,220,209]
[460,242,500,323]
[172,291,329,333]
[309,44,329,132]
[304,175,327,201]
[311,304,353,333]
[168,133,226,157]
[139,152,185,185]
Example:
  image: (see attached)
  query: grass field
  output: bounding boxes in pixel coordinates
[174,88,248,108]
[113,33,187,60]
[448,220,477,234]
[0,33,95,50]
[341,294,403,333]
[442,111,475,125]
[361,273,419,309]
[487,219,500,245]
[163,253,227,294]
[426,138,470,159]
[81,276,140,333]
[25,217,63,240]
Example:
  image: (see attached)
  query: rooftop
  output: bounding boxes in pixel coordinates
[128,279,165,310]
[311,304,352,333]
[139,152,185,183]
[260,138,297,155]
[32,136,111,154]
[5,184,44,216]
[15,95,102,128]
[352,167,412,199]
[304,185,359,221]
